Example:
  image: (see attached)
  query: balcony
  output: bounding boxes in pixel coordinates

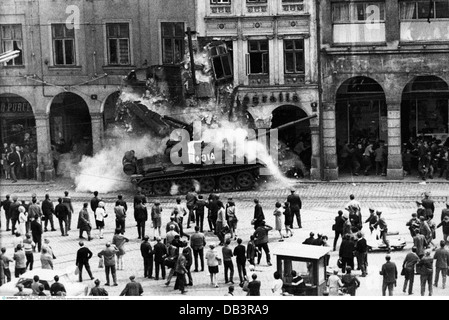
[210,5,232,14]
[247,5,268,13]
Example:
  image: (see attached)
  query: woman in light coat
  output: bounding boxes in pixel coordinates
[18,206,28,237]
[95,201,107,239]
[205,243,221,288]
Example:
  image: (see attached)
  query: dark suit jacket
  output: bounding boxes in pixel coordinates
[90,196,100,213]
[30,220,43,238]
[76,247,93,265]
[154,242,167,262]
[339,239,355,258]
[41,199,55,216]
[380,261,398,284]
[7,151,20,166]
[9,201,21,220]
[287,194,302,211]
[247,280,261,296]
[55,203,69,219]
[134,204,148,222]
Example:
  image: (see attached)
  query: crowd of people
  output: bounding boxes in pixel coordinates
[1,186,449,297]
[1,141,40,183]
[338,136,449,179]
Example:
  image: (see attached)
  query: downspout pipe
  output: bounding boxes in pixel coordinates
[316,0,325,180]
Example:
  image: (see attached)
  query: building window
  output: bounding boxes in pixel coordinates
[247,0,267,3]
[247,40,269,75]
[161,22,185,65]
[284,39,304,74]
[52,24,75,66]
[331,2,386,43]
[106,23,130,65]
[1,24,23,66]
[399,1,449,41]
[209,42,233,81]
[211,0,231,4]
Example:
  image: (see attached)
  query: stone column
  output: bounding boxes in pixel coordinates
[386,102,403,180]
[310,123,321,180]
[322,101,338,180]
[90,112,104,155]
[34,112,54,181]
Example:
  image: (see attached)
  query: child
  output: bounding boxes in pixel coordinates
[273,202,284,241]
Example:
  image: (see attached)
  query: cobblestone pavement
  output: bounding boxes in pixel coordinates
[0,178,448,297]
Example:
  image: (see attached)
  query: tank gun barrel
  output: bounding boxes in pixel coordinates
[161,115,193,132]
[249,114,318,140]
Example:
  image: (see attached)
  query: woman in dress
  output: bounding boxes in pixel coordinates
[95,201,107,239]
[18,206,28,237]
[151,201,162,240]
[112,228,129,270]
[205,243,221,288]
[273,202,284,241]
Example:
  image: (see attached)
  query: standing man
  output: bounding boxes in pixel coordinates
[287,189,302,229]
[75,241,94,282]
[417,250,434,296]
[402,246,419,295]
[28,197,42,224]
[1,195,12,231]
[120,275,143,296]
[190,226,206,272]
[77,203,93,241]
[90,191,100,229]
[374,211,390,252]
[174,248,189,294]
[13,244,26,278]
[9,195,20,235]
[421,192,435,220]
[339,234,355,273]
[222,238,234,284]
[332,210,345,251]
[140,235,154,279]
[7,145,21,183]
[380,255,398,296]
[433,240,449,289]
[354,231,368,277]
[413,230,427,259]
[114,201,126,235]
[30,217,43,253]
[154,236,167,281]
[233,238,247,287]
[62,191,74,231]
[0,248,13,283]
[185,187,197,229]
[195,195,206,233]
[441,202,449,222]
[252,199,265,230]
[116,194,128,213]
[133,187,147,207]
[365,208,378,234]
[41,194,56,232]
[98,242,119,287]
[134,199,148,239]
[55,197,69,236]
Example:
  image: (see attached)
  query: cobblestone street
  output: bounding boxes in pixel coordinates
[1,178,448,297]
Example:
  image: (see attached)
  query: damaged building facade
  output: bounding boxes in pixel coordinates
[320,0,449,180]
[0,0,195,180]
[195,0,322,180]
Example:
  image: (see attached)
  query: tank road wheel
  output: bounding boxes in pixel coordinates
[236,171,254,190]
[153,181,170,196]
[200,177,215,193]
[218,175,236,192]
[177,179,193,194]
[139,181,153,196]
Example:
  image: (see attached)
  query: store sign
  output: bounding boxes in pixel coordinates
[0,101,33,113]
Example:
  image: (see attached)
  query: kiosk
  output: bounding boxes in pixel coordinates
[273,244,330,296]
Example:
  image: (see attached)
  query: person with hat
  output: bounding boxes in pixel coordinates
[286,189,302,229]
[95,201,107,239]
[120,275,143,296]
[205,243,221,288]
[380,255,398,296]
[374,211,390,252]
[437,214,449,245]
[416,249,434,296]
[406,212,421,238]
[433,240,449,289]
[140,235,154,279]
[154,236,167,280]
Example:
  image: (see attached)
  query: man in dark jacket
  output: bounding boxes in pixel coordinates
[55,197,69,236]
[62,191,74,231]
[287,189,302,228]
[120,275,143,296]
[133,187,147,207]
[134,199,148,239]
[253,221,272,266]
[90,191,100,229]
[333,210,345,251]
[1,195,12,231]
[30,217,43,252]
[76,241,94,282]
[402,246,419,295]
[233,238,247,286]
[9,195,21,235]
[246,273,261,296]
[185,188,197,229]
[206,194,218,232]
[421,193,435,219]
[354,231,368,277]
[195,195,206,232]
[153,236,167,280]
[253,199,265,230]
[303,232,315,245]
[339,234,355,273]
[140,235,153,279]
[41,194,56,232]
[380,255,398,296]
[417,250,434,296]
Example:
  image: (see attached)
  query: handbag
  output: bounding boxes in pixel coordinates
[98,258,104,268]
[75,266,80,275]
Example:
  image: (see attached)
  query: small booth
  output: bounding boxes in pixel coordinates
[273,244,330,296]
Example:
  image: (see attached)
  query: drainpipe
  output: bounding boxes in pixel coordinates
[316,0,325,181]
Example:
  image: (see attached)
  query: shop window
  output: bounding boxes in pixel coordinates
[106,23,130,65]
[284,39,304,74]
[1,24,24,66]
[52,24,75,66]
[246,40,269,75]
[161,22,185,65]
[210,42,233,81]
[331,2,386,43]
